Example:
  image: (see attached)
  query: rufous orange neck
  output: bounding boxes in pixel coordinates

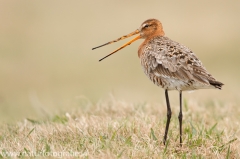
[150,28,165,38]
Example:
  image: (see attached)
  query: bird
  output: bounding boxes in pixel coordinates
[92,19,223,146]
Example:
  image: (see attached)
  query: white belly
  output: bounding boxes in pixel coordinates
[146,72,215,91]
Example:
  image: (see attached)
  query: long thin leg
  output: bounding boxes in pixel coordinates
[178,90,183,146]
[163,90,172,145]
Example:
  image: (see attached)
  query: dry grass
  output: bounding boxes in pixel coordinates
[0,1,240,158]
[0,96,239,158]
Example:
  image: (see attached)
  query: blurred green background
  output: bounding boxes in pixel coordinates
[0,0,240,122]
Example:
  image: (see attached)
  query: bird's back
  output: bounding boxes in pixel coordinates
[140,36,223,91]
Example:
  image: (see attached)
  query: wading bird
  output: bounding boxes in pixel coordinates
[92,19,223,146]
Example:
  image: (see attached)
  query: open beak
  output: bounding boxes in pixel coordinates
[92,29,140,61]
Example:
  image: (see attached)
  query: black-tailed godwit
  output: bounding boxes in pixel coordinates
[92,19,223,146]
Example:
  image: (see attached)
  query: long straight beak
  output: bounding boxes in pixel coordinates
[92,29,140,61]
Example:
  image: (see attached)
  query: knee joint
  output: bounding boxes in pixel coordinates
[178,112,183,120]
[167,111,172,118]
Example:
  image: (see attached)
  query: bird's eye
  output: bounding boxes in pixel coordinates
[143,24,150,28]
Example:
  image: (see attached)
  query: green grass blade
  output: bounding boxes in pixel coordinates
[150,128,158,141]
[208,123,218,135]
[226,145,230,159]
[26,118,40,124]
[26,127,35,137]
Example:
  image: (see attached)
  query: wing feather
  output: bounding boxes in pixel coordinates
[143,36,218,85]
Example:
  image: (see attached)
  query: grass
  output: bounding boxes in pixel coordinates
[0,97,239,158]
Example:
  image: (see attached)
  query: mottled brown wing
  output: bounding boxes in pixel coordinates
[146,36,216,85]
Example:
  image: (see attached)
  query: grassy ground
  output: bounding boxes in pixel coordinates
[1,1,240,158]
[0,96,239,158]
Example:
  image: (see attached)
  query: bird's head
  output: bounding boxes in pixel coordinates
[92,19,164,61]
[139,19,165,39]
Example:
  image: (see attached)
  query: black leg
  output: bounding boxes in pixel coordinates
[178,90,183,146]
[163,90,172,145]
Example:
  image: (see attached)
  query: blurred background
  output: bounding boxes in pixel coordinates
[0,0,240,123]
